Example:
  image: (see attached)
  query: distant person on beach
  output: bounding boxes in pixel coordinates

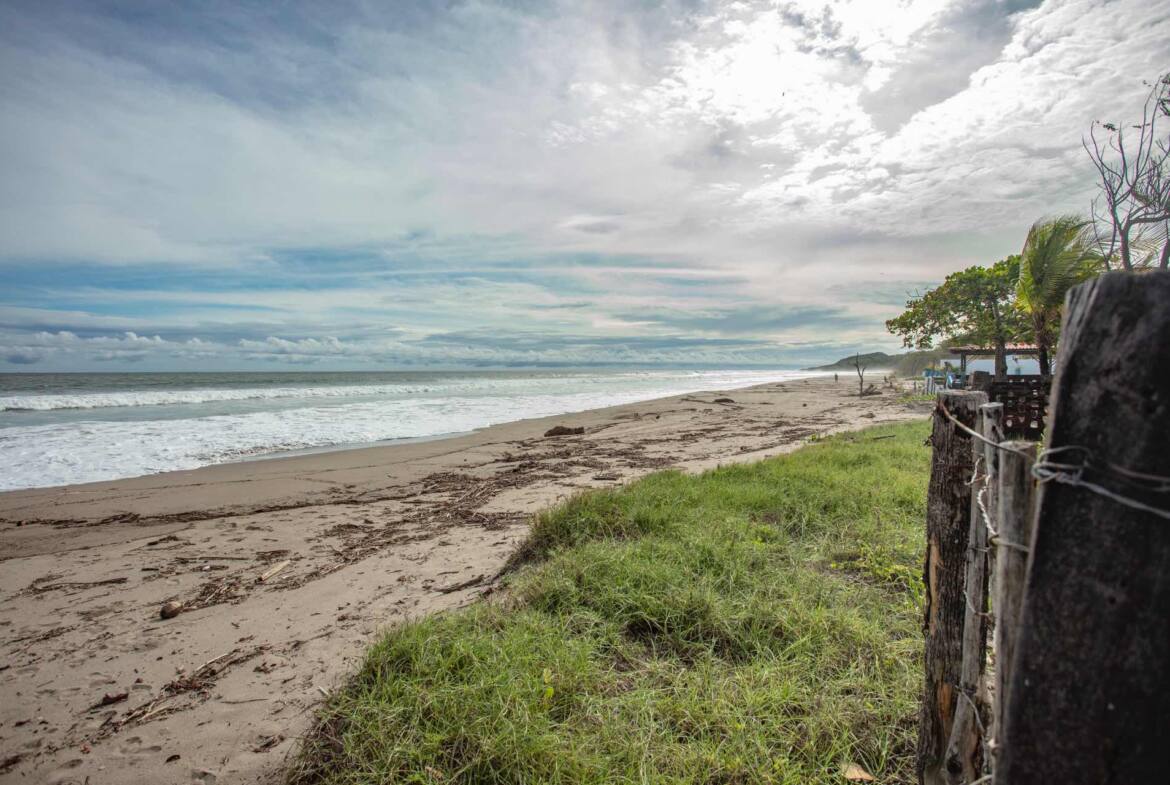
[834,373,838,382]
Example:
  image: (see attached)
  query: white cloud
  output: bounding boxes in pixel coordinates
[1,0,1166,367]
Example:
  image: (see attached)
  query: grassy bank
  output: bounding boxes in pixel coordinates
[291,420,931,785]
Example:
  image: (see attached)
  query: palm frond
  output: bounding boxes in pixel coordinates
[1018,215,1102,310]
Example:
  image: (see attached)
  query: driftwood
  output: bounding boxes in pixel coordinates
[29,577,127,594]
[917,390,987,785]
[434,573,486,593]
[257,560,290,583]
[543,425,585,437]
[998,272,1170,783]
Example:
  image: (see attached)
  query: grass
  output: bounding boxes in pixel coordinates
[290,420,931,785]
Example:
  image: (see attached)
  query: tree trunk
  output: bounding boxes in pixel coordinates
[1036,343,1049,376]
[1033,315,1051,376]
[918,390,988,785]
[990,300,1007,379]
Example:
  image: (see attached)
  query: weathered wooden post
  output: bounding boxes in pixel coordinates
[998,272,1170,783]
[981,405,1006,744]
[990,438,1036,771]
[943,402,1002,783]
[919,389,988,785]
[979,404,1006,643]
[980,405,1005,580]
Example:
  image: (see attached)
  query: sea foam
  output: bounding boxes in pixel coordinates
[0,370,815,491]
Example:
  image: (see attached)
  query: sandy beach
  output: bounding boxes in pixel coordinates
[0,375,925,785]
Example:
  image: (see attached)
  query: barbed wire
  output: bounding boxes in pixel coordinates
[1032,446,1170,522]
[937,401,1170,522]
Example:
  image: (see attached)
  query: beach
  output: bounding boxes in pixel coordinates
[0,375,925,785]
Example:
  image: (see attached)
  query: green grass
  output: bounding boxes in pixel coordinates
[291,420,931,785]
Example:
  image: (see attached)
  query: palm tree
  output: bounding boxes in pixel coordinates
[1017,216,1103,375]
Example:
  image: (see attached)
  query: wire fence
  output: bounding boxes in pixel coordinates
[925,393,1170,785]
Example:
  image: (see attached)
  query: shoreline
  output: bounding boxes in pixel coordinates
[0,376,927,785]
[0,369,825,493]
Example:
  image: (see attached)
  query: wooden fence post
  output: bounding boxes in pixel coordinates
[918,390,988,785]
[980,405,1006,679]
[943,402,1002,783]
[998,271,1170,783]
[979,404,1005,553]
[990,439,1036,773]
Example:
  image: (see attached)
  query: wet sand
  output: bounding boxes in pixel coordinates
[0,375,924,785]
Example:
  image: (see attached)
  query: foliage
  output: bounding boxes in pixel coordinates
[810,350,964,378]
[891,349,956,377]
[809,351,898,371]
[885,257,1029,375]
[896,390,937,405]
[290,421,932,785]
[1017,216,1104,374]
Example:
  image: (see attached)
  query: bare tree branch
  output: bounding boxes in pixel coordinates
[1084,73,1170,270]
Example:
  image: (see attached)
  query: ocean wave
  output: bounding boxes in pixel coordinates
[0,370,798,412]
[0,384,433,411]
[0,376,596,411]
[0,370,818,490]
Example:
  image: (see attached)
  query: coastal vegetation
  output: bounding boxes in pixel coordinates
[1016,216,1104,374]
[808,350,954,377]
[884,256,1026,377]
[884,216,1105,377]
[884,216,1106,376]
[807,351,899,372]
[291,420,931,785]
[885,71,1168,371]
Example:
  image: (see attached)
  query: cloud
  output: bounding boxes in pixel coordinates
[0,325,829,370]
[860,0,1045,132]
[4,350,41,365]
[0,0,1165,369]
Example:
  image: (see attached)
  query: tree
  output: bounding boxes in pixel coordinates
[885,257,1027,378]
[853,352,867,396]
[1084,73,1170,270]
[1016,216,1103,375]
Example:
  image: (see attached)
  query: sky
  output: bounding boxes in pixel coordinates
[1,0,1166,371]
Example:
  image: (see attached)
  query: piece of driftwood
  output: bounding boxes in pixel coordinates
[434,573,486,593]
[543,425,585,437]
[998,272,1170,783]
[257,560,290,583]
[89,691,129,710]
[917,390,987,785]
[30,577,128,593]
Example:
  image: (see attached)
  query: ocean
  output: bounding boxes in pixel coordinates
[0,369,814,491]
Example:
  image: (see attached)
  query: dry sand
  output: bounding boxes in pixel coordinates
[0,375,926,785]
